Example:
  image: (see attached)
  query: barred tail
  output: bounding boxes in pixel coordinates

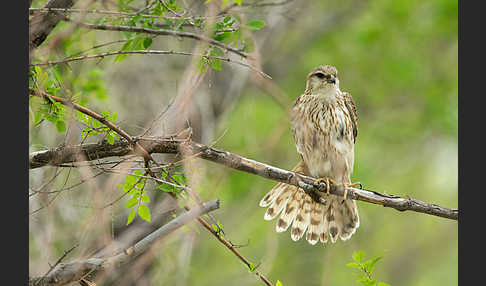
[259,162,359,245]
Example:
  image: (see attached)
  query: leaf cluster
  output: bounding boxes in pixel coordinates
[119,170,152,225]
[346,250,390,286]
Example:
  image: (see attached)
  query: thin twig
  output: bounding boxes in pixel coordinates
[30,7,168,19]
[30,50,271,79]
[64,18,252,59]
[196,216,273,286]
[29,7,218,20]
[34,244,79,286]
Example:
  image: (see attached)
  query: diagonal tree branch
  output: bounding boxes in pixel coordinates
[29,89,154,163]
[29,137,458,221]
[29,199,220,286]
[195,215,273,285]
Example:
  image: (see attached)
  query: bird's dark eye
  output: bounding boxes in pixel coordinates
[315,72,325,79]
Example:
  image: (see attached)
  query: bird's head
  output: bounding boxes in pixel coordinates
[305,65,339,95]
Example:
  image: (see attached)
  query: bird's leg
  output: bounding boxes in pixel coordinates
[313,177,338,195]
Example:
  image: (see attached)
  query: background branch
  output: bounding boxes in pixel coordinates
[29,199,220,286]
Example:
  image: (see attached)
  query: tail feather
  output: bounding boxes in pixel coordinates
[264,185,294,221]
[327,199,340,243]
[259,181,286,207]
[290,195,312,241]
[319,216,329,244]
[276,189,302,232]
[339,199,360,240]
[305,201,327,245]
[259,161,359,245]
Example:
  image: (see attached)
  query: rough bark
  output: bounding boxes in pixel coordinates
[29,138,458,220]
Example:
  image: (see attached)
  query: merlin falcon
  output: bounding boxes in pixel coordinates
[259,65,360,245]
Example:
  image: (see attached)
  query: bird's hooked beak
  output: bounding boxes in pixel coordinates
[326,77,336,84]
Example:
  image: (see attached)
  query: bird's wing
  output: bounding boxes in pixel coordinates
[342,92,358,143]
[291,94,309,160]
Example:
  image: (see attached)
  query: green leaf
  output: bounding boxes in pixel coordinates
[143,38,153,49]
[352,250,365,263]
[248,262,256,273]
[233,0,242,5]
[115,40,133,62]
[367,256,383,274]
[346,262,361,269]
[363,279,377,286]
[126,175,137,185]
[211,46,225,56]
[106,133,115,145]
[55,119,66,133]
[141,194,150,203]
[214,31,232,43]
[128,188,140,196]
[363,260,374,274]
[198,57,209,73]
[52,67,63,84]
[131,37,145,50]
[126,208,136,225]
[138,204,151,222]
[246,20,266,31]
[208,58,221,71]
[125,197,138,209]
[91,119,102,129]
[377,282,390,286]
[157,183,174,193]
[275,280,283,286]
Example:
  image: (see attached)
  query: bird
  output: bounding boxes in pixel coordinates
[259,65,361,245]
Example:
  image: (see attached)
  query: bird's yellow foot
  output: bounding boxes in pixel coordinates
[313,177,338,195]
[348,182,362,189]
[341,181,361,202]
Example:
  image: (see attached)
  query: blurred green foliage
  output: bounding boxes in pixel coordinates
[188,1,457,286]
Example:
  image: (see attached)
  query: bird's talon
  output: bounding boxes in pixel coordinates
[348,182,362,189]
[314,177,338,195]
[313,178,327,193]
